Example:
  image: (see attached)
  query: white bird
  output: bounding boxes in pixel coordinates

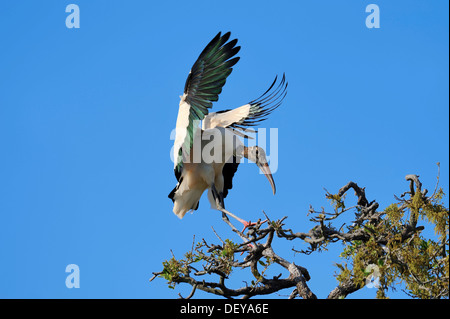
[168,32,287,228]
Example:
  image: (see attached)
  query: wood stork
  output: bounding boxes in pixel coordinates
[168,32,287,227]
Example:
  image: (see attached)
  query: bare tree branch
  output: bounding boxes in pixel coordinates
[153,173,448,299]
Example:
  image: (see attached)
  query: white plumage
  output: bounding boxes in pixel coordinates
[202,104,251,131]
[172,127,241,219]
[168,32,287,226]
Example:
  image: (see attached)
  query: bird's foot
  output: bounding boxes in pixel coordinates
[241,219,268,233]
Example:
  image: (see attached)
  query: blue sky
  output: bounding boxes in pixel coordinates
[0,0,448,299]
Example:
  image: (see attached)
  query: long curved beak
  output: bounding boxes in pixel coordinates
[257,162,276,195]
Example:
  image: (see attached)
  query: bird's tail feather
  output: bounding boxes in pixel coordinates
[172,188,204,219]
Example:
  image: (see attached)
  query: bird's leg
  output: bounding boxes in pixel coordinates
[210,184,266,232]
[210,183,248,226]
[219,192,225,209]
[241,219,268,233]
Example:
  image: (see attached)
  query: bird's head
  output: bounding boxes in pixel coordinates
[245,146,276,195]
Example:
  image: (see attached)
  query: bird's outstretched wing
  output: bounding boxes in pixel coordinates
[173,32,240,176]
[202,74,287,135]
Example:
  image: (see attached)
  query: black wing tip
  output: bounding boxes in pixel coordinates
[209,31,238,53]
[221,31,231,38]
[240,73,288,126]
[250,73,287,101]
[184,31,240,105]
